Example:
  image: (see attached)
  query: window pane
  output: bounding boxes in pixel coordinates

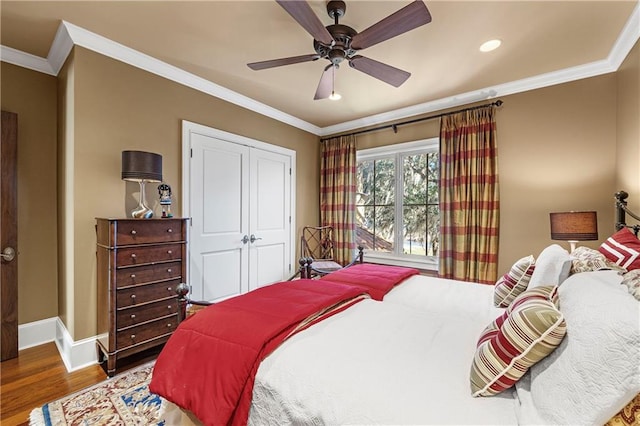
[356,160,374,206]
[374,206,394,253]
[373,158,394,205]
[427,152,439,204]
[426,204,440,257]
[355,206,393,253]
[403,206,426,255]
[403,154,427,205]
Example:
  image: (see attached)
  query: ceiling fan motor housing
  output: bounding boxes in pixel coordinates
[313,24,357,64]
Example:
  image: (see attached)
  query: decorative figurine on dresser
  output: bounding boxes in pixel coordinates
[158,183,174,218]
[95,217,188,376]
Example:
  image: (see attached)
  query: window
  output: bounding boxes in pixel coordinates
[355,139,439,269]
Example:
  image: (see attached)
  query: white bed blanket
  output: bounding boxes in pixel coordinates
[384,274,505,319]
[249,299,517,425]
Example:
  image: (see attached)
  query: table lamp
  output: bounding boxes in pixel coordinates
[121,150,162,218]
[549,211,598,252]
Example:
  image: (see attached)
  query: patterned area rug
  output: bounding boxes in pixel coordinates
[29,361,164,426]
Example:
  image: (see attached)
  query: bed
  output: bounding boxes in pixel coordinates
[150,191,640,425]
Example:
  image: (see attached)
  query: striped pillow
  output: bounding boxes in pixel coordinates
[599,228,640,271]
[471,285,566,397]
[493,255,535,307]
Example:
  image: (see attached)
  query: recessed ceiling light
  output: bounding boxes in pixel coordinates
[480,39,502,52]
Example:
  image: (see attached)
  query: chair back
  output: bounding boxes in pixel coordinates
[301,226,336,261]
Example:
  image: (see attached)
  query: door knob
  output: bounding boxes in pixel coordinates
[241,235,250,244]
[1,247,15,262]
[250,234,262,243]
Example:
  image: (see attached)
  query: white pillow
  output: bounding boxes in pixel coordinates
[516,270,640,425]
[528,244,571,288]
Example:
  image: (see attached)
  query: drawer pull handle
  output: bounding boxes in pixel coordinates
[167,250,172,254]
[130,314,136,319]
[167,268,172,273]
[131,230,137,235]
[131,274,136,278]
[131,253,136,258]
[168,305,172,309]
[131,334,136,339]
[167,287,172,291]
[167,323,172,328]
[167,229,173,233]
[131,294,136,299]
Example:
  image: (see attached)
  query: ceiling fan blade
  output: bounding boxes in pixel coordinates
[351,1,432,50]
[276,0,334,46]
[314,64,334,100]
[248,54,320,70]
[349,55,410,87]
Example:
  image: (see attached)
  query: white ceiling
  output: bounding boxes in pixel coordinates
[1,1,638,135]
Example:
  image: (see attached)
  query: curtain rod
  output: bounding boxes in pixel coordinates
[321,99,504,141]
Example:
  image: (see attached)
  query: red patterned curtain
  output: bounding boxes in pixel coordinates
[439,106,500,284]
[320,135,356,265]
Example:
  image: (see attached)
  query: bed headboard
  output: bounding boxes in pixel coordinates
[615,190,640,237]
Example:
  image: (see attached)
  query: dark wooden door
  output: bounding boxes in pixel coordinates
[1,110,18,361]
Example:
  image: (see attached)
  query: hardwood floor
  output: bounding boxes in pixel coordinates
[0,342,158,426]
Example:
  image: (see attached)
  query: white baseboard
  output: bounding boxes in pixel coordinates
[18,317,57,350]
[18,317,99,372]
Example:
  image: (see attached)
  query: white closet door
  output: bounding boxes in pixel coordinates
[248,148,292,290]
[190,133,249,302]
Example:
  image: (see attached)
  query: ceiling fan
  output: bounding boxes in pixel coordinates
[247,0,432,100]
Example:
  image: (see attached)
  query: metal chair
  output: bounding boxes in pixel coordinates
[300,226,343,275]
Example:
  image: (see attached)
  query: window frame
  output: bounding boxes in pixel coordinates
[355,138,439,271]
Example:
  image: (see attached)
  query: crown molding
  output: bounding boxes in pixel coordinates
[48,20,75,74]
[1,1,638,137]
[0,45,55,75]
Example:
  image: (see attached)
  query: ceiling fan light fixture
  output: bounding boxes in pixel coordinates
[480,39,502,52]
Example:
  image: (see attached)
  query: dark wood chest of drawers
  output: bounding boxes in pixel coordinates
[96,218,188,376]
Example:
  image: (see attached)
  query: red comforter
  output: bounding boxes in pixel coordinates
[149,279,367,426]
[321,263,420,300]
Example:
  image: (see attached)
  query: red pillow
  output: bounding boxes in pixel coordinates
[598,228,640,271]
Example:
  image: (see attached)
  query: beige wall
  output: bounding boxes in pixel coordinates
[67,47,319,339]
[616,40,640,213]
[0,62,58,323]
[352,74,619,273]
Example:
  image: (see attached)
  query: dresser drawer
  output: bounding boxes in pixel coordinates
[115,220,184,245]
[116,315,178,349]
[116,243,183,267]
[117,279,181,307]
[116,261,182,287]
[116,298,178,329]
